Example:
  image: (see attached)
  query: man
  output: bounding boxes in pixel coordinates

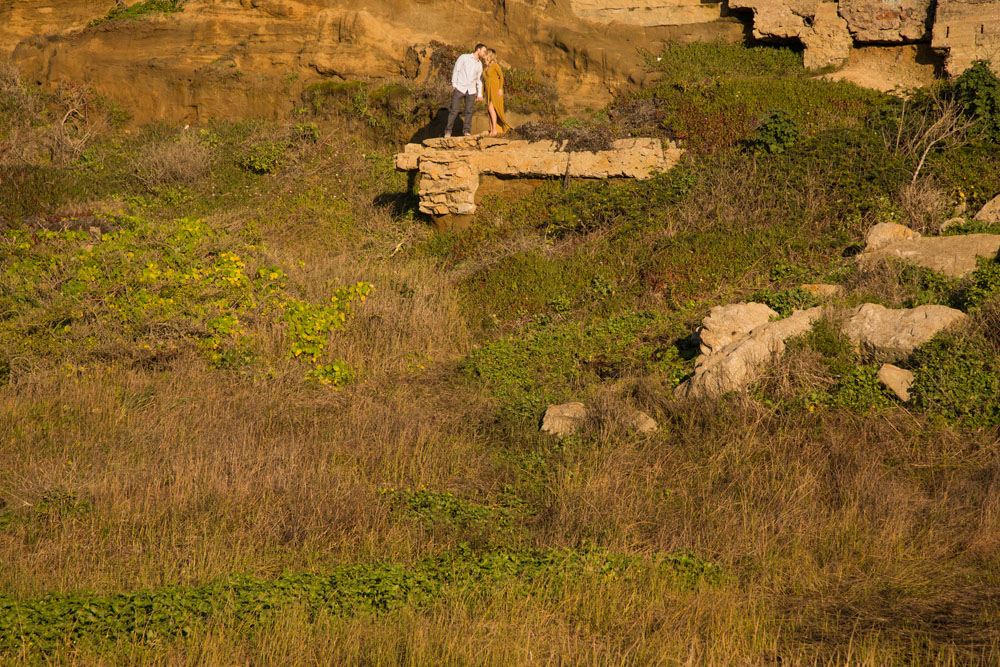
[444,43,487,138]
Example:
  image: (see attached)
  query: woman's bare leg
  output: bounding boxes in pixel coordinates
[488,102,498,137]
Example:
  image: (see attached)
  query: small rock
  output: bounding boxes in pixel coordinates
[696,302,777,358]
[865,222,920,251]
[939,217,965,233]
[625,410,658,434]
[800,283,843,298]
[842,303,966,361]
[975,194,1000,224]
[877,363,915,402]
[541,402,587,438]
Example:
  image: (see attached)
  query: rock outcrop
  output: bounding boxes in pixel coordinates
[866,222,921,250]
[568,0,725,26]
[395,135,683,220]
[694,302,778,359]
[976,195,1000,224]
[541,402,588,437]
[676,306,823,399]
[729,0,854,69]
[862,232,1000,278]
[842,303,966,360]
[839,0,933,42]
[624,410,659,433]
[877,363,915,401]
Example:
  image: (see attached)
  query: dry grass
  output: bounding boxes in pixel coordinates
[131,133,211,191]
[3,66,1000,664]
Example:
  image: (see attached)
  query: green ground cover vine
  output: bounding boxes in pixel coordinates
[0,545,722,654]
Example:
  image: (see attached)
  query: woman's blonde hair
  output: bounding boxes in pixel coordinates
[484,49,497,67]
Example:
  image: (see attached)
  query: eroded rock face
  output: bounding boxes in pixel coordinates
[569,0,725,25]
[842,303,966,360]
[931,0,1000,76]
[541,402,587,437]
[675,307,823,399]
[2,0,745,124]
[838,0,932,42]
[729,0,853,69]
[395,135,684,217]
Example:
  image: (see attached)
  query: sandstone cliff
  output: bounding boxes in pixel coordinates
[1,0,743,123]
[3,0,1000,124]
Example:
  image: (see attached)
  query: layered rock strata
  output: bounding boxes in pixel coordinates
[1,0,745,124]
[394,135,683,218]
[932,0,1000,75]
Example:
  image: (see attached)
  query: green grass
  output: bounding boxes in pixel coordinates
[0,544,722,654]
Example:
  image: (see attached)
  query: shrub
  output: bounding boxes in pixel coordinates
[239,141,286,174]
[952,60,1000,143]
[961,256,1000,309]
[745,110,800,154]
[131,134,211,190]
[87,0,184,27]
[503,69,561,117]
[749,287,819,317]
[910,333,1000,427]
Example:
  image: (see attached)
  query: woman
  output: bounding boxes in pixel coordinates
[482,49,512,137]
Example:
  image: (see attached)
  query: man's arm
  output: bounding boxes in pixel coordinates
[476,63,483,99]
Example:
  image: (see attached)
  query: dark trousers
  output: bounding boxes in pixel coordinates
[445,89,475,136]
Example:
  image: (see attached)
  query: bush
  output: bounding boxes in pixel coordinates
[952,60,1000,143]
[961,256,1000,309]
[750,287,819,317]
[239,141,286,174]
[87,0,184,27]
[744,110,800,154]
[131,134,211,190]
[910,333,1000,427]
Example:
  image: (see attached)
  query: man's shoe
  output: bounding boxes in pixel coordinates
[462,131,471,136]
[444,131,452,138]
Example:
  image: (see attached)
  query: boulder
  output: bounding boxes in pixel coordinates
[842,303,966,360]
[541,402,587,437]
[624,410,658,433]
[676,307,823,399]
[838,0,933,42]
[695,302,777,359]
[975,195,1000,224]
[861,234,1000,277]
[866,222,920,251]
[877,363,915,402]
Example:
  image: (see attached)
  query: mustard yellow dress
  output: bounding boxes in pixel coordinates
[484,63,512,135]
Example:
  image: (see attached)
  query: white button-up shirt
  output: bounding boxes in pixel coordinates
[451,53,483,97]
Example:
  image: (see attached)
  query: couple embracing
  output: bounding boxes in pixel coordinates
[443,43,512,138]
